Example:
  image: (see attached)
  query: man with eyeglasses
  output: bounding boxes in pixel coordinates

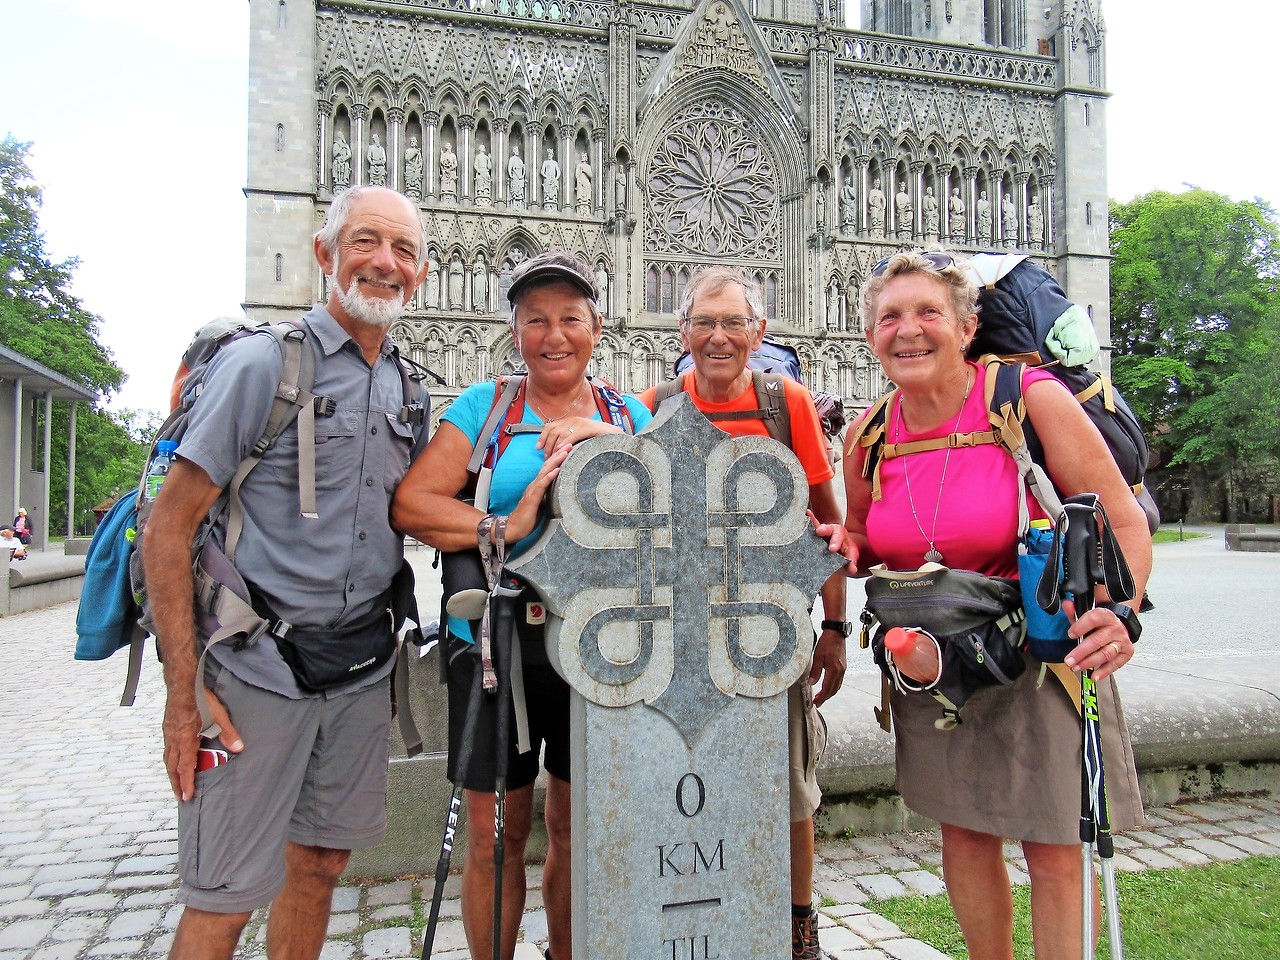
[638,266,847,960]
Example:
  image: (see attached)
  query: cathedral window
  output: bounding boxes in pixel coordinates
[276,124,285,151]
[275,254,283,282]
[278,1,287,29]
[646,267,660,313]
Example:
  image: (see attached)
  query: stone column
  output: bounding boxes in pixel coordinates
[856,155,870,235]
[460,115,474,201]
[1015,172,1031,249]
[886,161,898,238]
[528,129,540,207]
[386,108,403,193]
[1041,174,1056,250]
[494,119,509,206]
[592,129,606,214]
[351,105,368,186]
[991,167,1006,245]
[560,124,574,210]
[911,160,925,238]
[425,111,440,198]
[964,166,979,242]
[316,101,331,194]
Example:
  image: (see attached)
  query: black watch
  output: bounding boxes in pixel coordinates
[1098,603,1142,645]
[821,619,853,638]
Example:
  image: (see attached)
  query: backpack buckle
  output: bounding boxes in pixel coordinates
[399,401,426,427]
[314,395,337,417]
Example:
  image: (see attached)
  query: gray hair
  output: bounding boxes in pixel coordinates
[858,249,978,330]
[677,267,767,324]
[314,186,429,270]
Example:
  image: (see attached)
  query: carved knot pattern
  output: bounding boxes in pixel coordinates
[509,398,840,743]
[646,100,780,259]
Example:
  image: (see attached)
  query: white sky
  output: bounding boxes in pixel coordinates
[0,1,1273,413]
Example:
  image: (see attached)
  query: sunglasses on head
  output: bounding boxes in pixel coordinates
[870,250,956,278]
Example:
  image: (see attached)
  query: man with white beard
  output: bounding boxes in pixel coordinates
[144,186,430,960]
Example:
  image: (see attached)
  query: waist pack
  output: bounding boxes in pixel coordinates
[862,563,1027,730]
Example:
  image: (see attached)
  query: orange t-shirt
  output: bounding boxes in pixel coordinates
[638,374,834,487]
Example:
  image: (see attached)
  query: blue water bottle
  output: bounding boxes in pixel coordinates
[144,440,178,502]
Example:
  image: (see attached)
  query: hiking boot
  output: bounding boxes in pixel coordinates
[791,909,820,960]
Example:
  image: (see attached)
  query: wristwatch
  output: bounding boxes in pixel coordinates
[1098,602,1142,645]
[821,619,853,638]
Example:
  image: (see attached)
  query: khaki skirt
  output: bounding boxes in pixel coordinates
[891,653,1144,845]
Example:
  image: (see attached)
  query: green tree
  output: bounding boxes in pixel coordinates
[1,135,147,532]
[1110,189,1280,521]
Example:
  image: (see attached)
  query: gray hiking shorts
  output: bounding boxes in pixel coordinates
[788,675,826,822]
[176,666,392,913]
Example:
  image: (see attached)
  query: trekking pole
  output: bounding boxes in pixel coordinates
[1061,494,1124,960]
[490,576,521,960]
[420,655,484,960]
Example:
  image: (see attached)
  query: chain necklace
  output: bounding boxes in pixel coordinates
[527,381,589,424]
[896,370,973,565]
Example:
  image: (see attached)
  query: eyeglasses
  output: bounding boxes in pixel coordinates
[870,250,956,278]
[684,315,757,334]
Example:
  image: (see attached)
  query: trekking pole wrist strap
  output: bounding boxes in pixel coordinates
[1096,601,1141,645]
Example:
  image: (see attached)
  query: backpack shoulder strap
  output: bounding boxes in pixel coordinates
[224,321,331,559]
[466,375,527,475]
[848,389,897,502]
[587,377,636,434]
[982,354,1063,525]
[750,370,791,448]
[651,373,689,411]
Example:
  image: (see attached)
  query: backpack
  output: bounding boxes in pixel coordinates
[652,369,793,448]
[75,318,430,748]
[964,254,1159,532]
[670,335,849,442]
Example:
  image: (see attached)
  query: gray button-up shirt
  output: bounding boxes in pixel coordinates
[178,306,418,695]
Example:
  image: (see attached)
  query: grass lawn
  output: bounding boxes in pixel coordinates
[868,856,1280,959]
[1152,529,1209,545]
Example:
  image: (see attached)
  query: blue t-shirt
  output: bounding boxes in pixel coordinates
[442,379,652,641]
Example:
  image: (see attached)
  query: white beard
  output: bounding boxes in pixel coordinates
[332,264,407,328]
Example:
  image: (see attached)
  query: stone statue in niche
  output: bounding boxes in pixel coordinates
[426,331,444,374]
[895,184,913,240]
[1002,193,1018,248]
[629,343,648,390]
[1027,196,1044,249]
[439,142,458,198]
[472,252,489,312]
[425,256,440,310]
[868,179,886,236]
[508,145,526,207]
[815,184,827,233]
[824,354,839,393]
[826,280,840,330]
[595,263,609,312]
[593,341,613,380]
[403,136,424,200]
[614,166,627,211]
[949,187,966,241]
[922,186,940,240]
[840,178,857,233]
[331,132,351,190]
[976,190,993,243]
[498,246,526,305]
[575,153,593,213]
[542,148,561,210]
[448,252,465,310]
[367,134,387,186]
[459,336,477,384]
[473,145,493,206]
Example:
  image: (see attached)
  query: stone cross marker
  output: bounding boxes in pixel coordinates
[510,395,844,960]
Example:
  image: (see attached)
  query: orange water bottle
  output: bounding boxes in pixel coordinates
[885,626,940,683]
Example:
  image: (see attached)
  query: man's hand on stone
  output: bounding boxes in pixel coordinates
[809,630,847,706]
[808,511,859,575]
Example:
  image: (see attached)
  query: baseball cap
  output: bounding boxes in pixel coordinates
[507,251,598,306]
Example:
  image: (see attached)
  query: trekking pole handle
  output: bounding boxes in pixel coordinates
[1062,495,1103,616]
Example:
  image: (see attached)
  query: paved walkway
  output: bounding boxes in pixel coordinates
[2,594,1278,959]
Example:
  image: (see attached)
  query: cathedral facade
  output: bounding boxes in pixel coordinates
[245,0,1110,419]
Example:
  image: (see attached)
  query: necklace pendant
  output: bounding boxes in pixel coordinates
[924,547,944,564]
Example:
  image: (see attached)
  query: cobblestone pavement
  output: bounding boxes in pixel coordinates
[3,600,1278,959]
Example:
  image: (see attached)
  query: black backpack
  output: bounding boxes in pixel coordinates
[964,255,1158,532]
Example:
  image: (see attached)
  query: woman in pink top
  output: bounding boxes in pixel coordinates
[827,250,1151,960]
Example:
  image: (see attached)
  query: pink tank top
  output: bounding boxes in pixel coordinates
[866,362,1057,578]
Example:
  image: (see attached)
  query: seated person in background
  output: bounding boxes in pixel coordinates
[1,526,28,560]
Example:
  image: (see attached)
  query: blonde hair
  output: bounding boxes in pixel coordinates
[859,250,978,330]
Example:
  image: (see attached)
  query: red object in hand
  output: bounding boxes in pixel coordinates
[885,626,940,684]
